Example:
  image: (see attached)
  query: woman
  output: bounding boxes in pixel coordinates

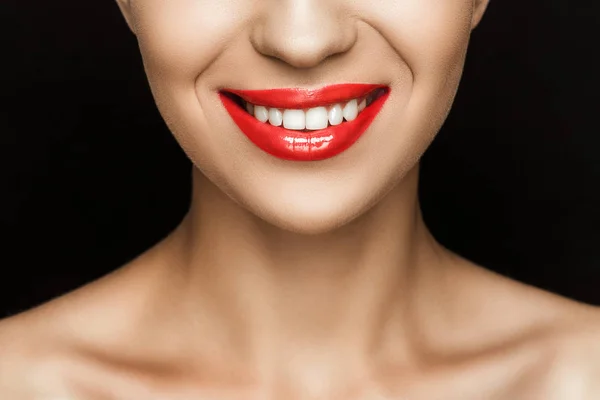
[2,0,599,398]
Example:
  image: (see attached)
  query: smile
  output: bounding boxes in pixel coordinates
[219,84,390,161]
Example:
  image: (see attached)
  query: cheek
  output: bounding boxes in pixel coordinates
[131,0,255,152]
[376,0,473,135]
[134,0,251,84]
[370,0,473,81]
[353,0,474,173]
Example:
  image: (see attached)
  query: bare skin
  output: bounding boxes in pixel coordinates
[2,0,600,398]
[2,170,599,399]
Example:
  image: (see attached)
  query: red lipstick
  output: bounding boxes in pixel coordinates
[219,83,390,161]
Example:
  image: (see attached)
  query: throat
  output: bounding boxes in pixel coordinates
[155,167,441,366]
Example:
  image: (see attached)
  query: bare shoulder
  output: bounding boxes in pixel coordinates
[0,253,173,398]
[447,258,600,399]
[545,318,600,400]
[0,293,133,398]
[480,318,600,400]
[0,264,135,397]
[480,290,600,399]
[503,285,600,398]
[0,313,71,398]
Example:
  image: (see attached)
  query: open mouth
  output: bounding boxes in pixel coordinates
[222,87,388,132]
[219,84,390,161]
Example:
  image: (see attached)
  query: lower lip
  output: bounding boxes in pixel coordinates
[219,90,390,161]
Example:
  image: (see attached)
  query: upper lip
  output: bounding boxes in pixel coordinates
[221,83,388,109]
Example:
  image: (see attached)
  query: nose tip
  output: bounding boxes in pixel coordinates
[250,1,357,69]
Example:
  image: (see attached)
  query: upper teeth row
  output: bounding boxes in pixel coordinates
[246,97,368,131]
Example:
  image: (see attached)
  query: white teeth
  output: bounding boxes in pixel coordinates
[328,104,343,126]
[244,90,384,128]
[254,105,269,123]
[305,107,328,130]
[358,98,366,112]
[343,99,358,122]
[283,109,305,130]
[268,108,283,126]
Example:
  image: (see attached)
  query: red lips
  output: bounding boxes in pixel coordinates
[219,83,390,161]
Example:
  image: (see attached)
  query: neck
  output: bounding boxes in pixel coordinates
[158,165,452,373]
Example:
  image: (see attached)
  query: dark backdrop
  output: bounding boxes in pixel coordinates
[2,1,599,316]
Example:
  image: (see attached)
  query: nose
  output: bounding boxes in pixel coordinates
[250,0,357,69]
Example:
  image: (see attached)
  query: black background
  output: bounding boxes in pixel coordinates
[2,1,599,317]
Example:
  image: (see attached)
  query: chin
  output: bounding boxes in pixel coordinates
[230,178,386,236]
[263,206,361,236]
[259,208,365,236]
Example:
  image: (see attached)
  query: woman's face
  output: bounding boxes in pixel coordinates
[117,0,488,234]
